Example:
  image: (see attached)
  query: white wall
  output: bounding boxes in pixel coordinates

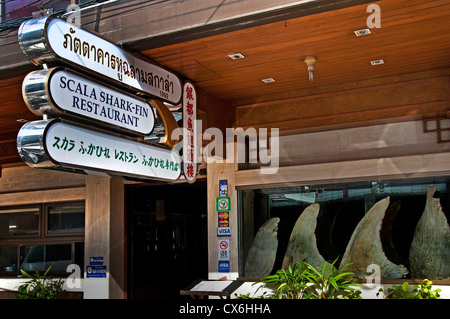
[231,281,450,299]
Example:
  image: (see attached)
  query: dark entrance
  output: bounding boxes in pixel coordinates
[126,181,208,299]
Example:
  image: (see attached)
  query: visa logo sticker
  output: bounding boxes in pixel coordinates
[217,227,231,237]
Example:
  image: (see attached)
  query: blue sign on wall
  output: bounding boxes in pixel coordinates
[219,179,228,197]
[218,260,230,273]
[86,265,107,278]
[89,256,104,265]
[217,227,231,237]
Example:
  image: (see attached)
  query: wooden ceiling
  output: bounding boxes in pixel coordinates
[142,0,450,101]
[1,0,450,165]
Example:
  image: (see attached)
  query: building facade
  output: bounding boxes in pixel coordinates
[0,0,449,299]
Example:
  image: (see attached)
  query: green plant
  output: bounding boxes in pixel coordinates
[257,262,309,299]
[377,279,441,299]
[302,258,362,299]
[244,258,361,299]
[16,265,65,299]
[417,279,441,299]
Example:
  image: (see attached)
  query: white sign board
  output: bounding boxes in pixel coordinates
[42,121,181,180]
[23,68,155,136]
[218,239,230,261]
[217,227,231,237]
[19,17,182,104]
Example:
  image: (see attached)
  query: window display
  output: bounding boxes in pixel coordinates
[240,176,450,280]
[0,202,85,276]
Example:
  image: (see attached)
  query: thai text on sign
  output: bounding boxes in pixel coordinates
[18,17,182,104]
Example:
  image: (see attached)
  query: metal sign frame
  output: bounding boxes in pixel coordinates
[17,119,182,181]
[22,67,155,136]
[18,16,183,105]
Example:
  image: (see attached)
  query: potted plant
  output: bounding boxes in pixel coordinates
[238,258,362,299]
[377,279,441,299]
[16,265,65,299]
[301,258,361,299]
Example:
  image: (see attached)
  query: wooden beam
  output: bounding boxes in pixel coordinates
[235,76,450,132]
[0,187,85,206]
[235,152,450,189]
[0,165,86,193]
[207,160,238,279]
[0,141,20,165]
[84,175,125,299]
[122,0,375,50]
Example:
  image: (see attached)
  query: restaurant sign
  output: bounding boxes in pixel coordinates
[182,81,198,182]
[18,16,182,105]
[22,67,155,136]
[17,119,181,181]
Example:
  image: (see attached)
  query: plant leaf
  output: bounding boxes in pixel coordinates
[402,281,409,292]
[20,268,33,279]
[43,264,53,277]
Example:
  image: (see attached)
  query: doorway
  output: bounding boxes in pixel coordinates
[126,181,208,299]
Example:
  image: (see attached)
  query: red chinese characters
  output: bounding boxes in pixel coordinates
[182,82,197,181]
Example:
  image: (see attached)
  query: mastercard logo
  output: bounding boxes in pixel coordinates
[218,212,229,219]
[218,219,229,227]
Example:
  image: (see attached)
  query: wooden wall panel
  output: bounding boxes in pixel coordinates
[207,160,238,278]
[0,165,86,194]
[236,152,450,190]
[84,175,125,299]
[0,187,85,207]
[274,120,450,167]
[236,76,450,132]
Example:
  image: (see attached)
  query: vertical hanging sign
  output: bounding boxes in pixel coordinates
[182,81,198,182]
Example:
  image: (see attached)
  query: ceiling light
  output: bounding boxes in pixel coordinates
[228,53,245,60]
[370,59,384,66]
[262,78,275,83]
[354,28,371,37]
[304,56,317,82]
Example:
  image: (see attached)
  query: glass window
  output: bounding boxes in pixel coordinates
[0,246,18,273]
[0,207,39,237]
[20,244,73,273]
[0,202,84,276]
[74,242,85,271]
[239,175,450,280]
[47,203,85,234]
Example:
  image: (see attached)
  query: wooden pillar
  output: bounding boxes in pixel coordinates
[207,160,238,280]
[84,175,125,299]
[241,190,255,271]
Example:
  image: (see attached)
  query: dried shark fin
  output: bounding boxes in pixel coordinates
[245,217,280,278]
[281,203,327,271]
[381,200,403,266]
[341,197,408,279]
[409,185,450,279]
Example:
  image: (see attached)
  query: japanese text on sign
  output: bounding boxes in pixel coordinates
[45,121,181,180]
